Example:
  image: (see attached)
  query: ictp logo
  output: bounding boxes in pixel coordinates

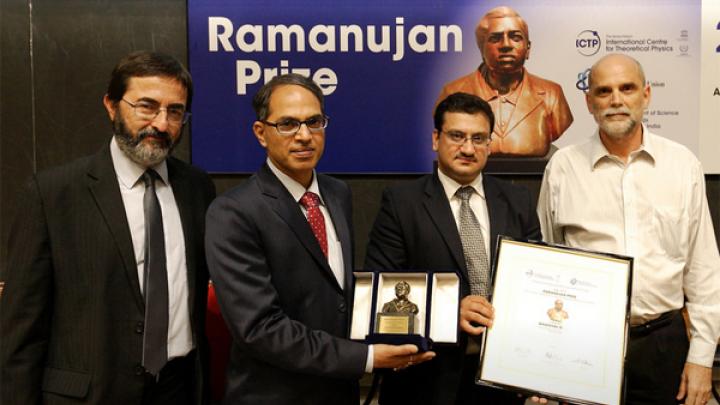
[576,68,591,92]
[576,30,601,56]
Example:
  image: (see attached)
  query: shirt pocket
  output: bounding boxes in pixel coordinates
[651,206,688,261]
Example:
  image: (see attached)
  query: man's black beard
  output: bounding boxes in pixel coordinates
[113,115,179,167]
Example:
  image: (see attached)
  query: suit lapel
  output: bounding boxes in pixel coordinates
[505,74,543,135]
[167,159,198,323]
[319,177,353,292]
[483,176,506,266]
[86,146,144,312]
[422,173,468,280]
[257,165,342,292]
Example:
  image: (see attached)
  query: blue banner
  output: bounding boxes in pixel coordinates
[188,0,704,173]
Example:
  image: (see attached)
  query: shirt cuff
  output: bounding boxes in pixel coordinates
[686,339,717,368]
[365,344,374,373]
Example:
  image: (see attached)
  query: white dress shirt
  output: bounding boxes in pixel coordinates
[537,127,720,367]
[266,159,345,288]
[266,159,374,371]
[437,168,491,258]
[110,137,193,360]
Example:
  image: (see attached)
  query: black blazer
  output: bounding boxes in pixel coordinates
[205,164,368,405]
[0,144,215,404]
[364,170,541,404]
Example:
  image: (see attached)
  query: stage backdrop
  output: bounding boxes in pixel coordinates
[188,0,719,174]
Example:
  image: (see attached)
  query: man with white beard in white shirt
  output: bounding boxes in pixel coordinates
[537,53,720,405]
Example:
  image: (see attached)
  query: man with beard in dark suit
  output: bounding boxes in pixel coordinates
[1,51,215,404]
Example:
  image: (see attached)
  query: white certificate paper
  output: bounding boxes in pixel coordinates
[478,238,632,405]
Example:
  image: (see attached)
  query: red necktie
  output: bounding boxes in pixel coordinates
[300,191,328,257]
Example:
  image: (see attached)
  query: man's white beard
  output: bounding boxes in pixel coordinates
[596,107,637,140]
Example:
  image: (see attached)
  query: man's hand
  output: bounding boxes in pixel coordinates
[373,344,436,370]
[460,295,494,335]
[676,362,712,405]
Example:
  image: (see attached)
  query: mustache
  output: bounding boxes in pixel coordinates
[136,127,171,144]
[455,152,477,161]
[601,107,631,118]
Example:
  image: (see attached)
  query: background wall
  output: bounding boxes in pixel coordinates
[2,0,719,269]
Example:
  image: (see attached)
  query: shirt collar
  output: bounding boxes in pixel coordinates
[437,167,485,202]
[477,64,526,105]
[497,78,523,106]
[589,124,655,170]
[266,158,323,204]
[502,86,521,106]
[110,136,169,189]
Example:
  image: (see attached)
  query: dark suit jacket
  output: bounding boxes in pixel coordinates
[364,170,541,405]
[0,144,215,404]
[205,164,368,405]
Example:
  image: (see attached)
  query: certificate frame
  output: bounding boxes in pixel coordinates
[477,237,633,405]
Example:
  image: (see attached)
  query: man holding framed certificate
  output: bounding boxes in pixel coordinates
[538,54,720,405]
[365,92,541,404]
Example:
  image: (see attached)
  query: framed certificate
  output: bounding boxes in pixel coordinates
[477,237,633,405]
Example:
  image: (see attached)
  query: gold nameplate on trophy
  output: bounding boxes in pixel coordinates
[375,313,414,334]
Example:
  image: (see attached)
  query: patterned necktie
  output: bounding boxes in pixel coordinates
[141,170,168,376]
[456,186,490,296]
[300,191,328,257]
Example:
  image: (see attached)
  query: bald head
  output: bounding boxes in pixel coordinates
[588,54,646,91]
[475,6,530,51]
[585,53,650,141]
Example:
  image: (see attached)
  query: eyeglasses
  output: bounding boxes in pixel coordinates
[122,99,190,125]
[442,130,491,147]
[262,116,329,136]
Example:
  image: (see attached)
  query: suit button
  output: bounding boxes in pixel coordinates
[338,302,347,313]
[135,321,144,334]
[135,365,145,376]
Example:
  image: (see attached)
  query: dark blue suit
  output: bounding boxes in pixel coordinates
[205,164,368,404]
[365,170,541,405]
